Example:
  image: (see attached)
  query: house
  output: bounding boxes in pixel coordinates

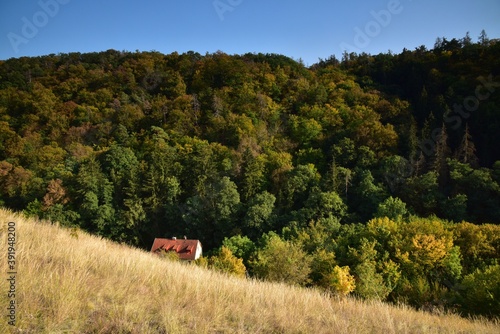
[151,237,202,261]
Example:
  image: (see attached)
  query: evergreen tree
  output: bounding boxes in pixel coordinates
[462,31,472,46]
[183,176,241,249]
[432,123,451,187]
[456,123,478,167]
[478,29,489,46]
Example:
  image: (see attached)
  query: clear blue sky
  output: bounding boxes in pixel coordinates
[1,0,499,65]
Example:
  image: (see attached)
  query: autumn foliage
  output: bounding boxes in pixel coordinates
[0,35,499,317]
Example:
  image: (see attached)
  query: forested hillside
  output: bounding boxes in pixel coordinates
[0,34,499,316]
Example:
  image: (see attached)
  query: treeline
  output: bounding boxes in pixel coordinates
[332,31,500,167]
[206,217,499,317]
[0,35,499,316]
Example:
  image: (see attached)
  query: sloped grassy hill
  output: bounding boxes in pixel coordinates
[0,208,498,334]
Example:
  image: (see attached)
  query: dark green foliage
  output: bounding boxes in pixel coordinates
[294,188,347,227]
[183,176,240,249]
[375,196,408,221]
[401,172,441,217]
[222,235,256,267]
[243,191,276,239]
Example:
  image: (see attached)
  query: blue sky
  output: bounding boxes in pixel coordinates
[1,0,499,65]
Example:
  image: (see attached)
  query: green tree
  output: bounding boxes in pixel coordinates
[222,235,256,266]
[309,248,337,288]
[448,159,500,223]
[375,196,408,221]
[354,260,391,300]
[141,128,182,238]
[282,164,320,210]
[348,238,395,300]
[442,246,462,282]
[101,145,145,244]
[266,150,293,198]
[183,176,241,249]
[294,219,340,254]
[74,157,115,234]
[331,138,356,168]
[379,155,412,194]
[295,188,347,225]
[243,191,276,238]
[289,115,323,146]
[402,172,441,216]
[250,232,312,286]
[44,203,81,227]
[239,148,267,201]
[350,170,386,222]
[440,194,467,222]
[460,265,500,316]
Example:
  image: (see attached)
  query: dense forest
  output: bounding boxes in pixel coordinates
[0,32,499,316]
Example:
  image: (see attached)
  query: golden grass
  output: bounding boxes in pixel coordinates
[0,208,498,333]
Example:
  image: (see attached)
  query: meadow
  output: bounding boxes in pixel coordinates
[0,208,498,333]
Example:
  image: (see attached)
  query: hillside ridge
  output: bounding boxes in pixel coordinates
[1,208,498,333]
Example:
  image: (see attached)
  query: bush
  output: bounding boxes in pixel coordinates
[460,264,500,317]
[157,249,180,261]
[250,232,312,286]
[354,261,391,300]
[209,246,247,277]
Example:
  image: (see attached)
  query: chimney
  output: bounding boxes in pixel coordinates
[172,236,177,240]
[183,235,187,240]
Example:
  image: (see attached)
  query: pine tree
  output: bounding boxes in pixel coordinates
[462,31,472,46]
[191,94,200,125]
[212,93,223,118]
[413,151,426,177]
[456,123,478,167]
[421,110,435,142]
[434,37,444,50]
[478,29,489,46]
[407,119,419,162]
[433,123,451,187]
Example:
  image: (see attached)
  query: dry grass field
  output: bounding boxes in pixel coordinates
[0,208,498,333]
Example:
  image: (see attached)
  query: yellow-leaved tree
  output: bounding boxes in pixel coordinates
[324,265,356,297]
[209,246,246,278]
[395,218,454,275]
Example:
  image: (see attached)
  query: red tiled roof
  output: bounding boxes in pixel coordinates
[151,238,202,261]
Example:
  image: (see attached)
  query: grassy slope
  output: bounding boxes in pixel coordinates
[0,208,498,334]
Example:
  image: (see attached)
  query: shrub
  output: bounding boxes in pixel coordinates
[250,232,312,286]
[157,249,180,261]
[209,246,247,277]
[460,264,500,316]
